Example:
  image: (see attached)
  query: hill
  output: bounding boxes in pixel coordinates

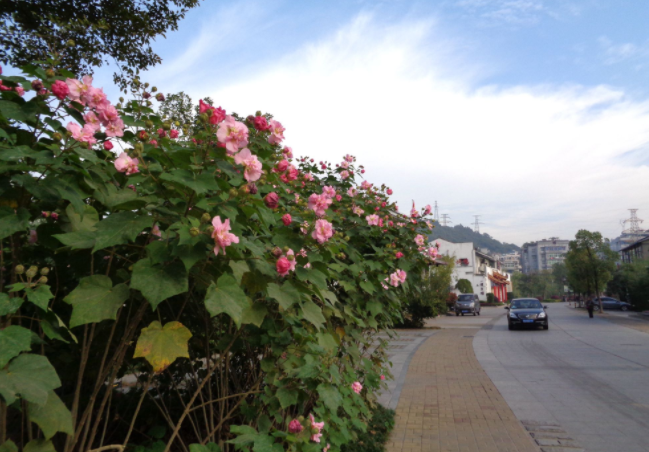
[429,224,520,254]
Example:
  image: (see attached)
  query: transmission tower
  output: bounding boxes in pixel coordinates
[621,209,645,243]
[440,214,452,227]
[473,215,482,233]
[433,201,439,221]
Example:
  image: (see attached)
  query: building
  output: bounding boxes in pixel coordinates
[521,238,570,273]
[436,239,511,302]
[620,236,649,263]
[497,252,522,273]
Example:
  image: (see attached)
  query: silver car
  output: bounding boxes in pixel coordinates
[455,294,481,316]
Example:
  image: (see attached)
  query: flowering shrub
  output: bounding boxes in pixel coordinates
[0,64,437,452]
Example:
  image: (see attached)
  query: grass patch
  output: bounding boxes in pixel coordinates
[341,405,395,452]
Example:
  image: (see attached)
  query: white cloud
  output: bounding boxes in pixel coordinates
[599,36,649,66]
[156,12,649,245]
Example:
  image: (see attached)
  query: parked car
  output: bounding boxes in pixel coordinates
[506,298,548,330]
[596,297,632,311]
[455,294,481,316]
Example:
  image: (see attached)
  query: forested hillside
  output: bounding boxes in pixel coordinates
[429,224,520,254]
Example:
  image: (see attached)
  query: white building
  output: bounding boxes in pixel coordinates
[521,238,569,273]
[436,239,511,302]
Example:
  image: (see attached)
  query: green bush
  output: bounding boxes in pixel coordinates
[486,293,496,303]
[456,278,473,294]
[341,405,395,452]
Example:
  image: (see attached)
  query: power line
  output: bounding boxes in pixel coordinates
[473,215,482,233]
[440,214,452,227]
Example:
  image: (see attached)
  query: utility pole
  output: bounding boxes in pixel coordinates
[440,214,452,227]
[433,201,439,221]
[621,209,644,244]
[473,215,482,233]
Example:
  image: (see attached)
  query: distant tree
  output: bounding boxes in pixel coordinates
[607,259,649,310]
[456,278,473,294]
[565,230,618,311]
[511,271,559,299]
[430,224,519,254]
[0,0,200,89]
[552,262,568,289]
[158,91,195,127]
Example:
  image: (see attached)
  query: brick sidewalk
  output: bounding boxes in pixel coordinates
[386,328,539,452]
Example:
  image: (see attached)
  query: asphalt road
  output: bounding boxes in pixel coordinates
[474,303,649,452]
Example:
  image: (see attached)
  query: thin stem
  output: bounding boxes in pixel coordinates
[122,373,154,447]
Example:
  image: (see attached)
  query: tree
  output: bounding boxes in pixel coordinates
[565,230,618,311]
[0,0,200,88]
[607,259,649,310]
[158,91,195,127]
[456,278,473,293]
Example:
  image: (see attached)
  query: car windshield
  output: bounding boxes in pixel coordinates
[458,295,474,301]
[511,299,542,309]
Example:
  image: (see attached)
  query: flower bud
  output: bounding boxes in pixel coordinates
[151,86,157,92]
[145,120,154,128]
[31,80,44,91]
[247,183,258,195]
[52,132,62,141]
[201,213,211,224]
[228,188,238,198]
[45,69,55,78]
[205,225,214,235]
[40,267,50,276]
[26,268,37,279]
[66,39,75,47]
[138,130,149,141]
[190,227,200,237]
[264,192,279,209]
[39,276,48,284]
[199,113,209,123]
[119,97,125,103]
[272,247,283,258]
[174,121,180,127]
[162,122,171,131]
[144,82,150,88]
[134,142,144,153]
[255,111,262,117]
[142,92,151,99]
[311,427,319,435]
[15,264,25,275]
[156,93,165,101]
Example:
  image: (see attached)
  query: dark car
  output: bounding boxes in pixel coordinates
[454,294,481,316]
[597,297,632,311]
[506,298,548,330]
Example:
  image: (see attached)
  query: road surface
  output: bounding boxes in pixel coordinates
[474,303,649,452]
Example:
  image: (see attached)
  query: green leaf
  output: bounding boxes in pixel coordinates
[204,274,251,328]
[0,440,17,452]
[300,301,325,329]
[266,282,301,310]
[241,303,268,327]
[148,425,167,439]
[276,387,298,409]
[190,443,221,452]
[317,383,342,412]
[92,212,154,253]
[133,321,192,373]
[0,100,28,122]
[23,440,56,452]
[316,332,338,352]
[28,390,74,439]
[160,170,219,195]
[65,204,98,232]
[174,243,206,271]
[366,300,382,316]
[229,260,250,284]
[0,326,32,368]
[360,280,376,294]
[131,260,188,310]
[24,284,53,310]
[64,275,130,328]
[53,231,96,249]
[0,354,61,405]
[0,293,23,316]
[94,183,139,208]
[40,312,76,344]
[0,207,29,240]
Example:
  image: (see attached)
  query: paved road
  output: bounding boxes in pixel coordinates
[474,303,649,452]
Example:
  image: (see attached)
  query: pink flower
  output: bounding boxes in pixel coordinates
[51,212,59,220]
[344,154,354,163]
[102,141,113,151]
[234,148,263,182]
[335,194,342,202]
[170,129,179,139]
[308,193,332,217]
[361,181,372,190]
[427,247,438,259]
[66,122,97,145]
[380,374,386,381]
[299,248,307,258]
[157,128,166,138]
[114,152,139,176]
[198,99,212,114]
[353,206,364,216]
[96,104,119,125]
[265,192,280,209]
[128,184,136,192]
[28,229,38,244]
[324,444,331,452]
[217,115,249,155]
[322,186,336,198]
[389,272,400,287]
[415,234,426,246]
[149,139,158,148]
[104,118,124,138]
[211,216,239,256]
[309,414,325,443]
[276,256,291,277]
[312,219,333,244]
[282,146,293,158]
[42,211,50,218]
[209,107,226,125]
[280,165,299,183]
[387,189,393,195]
[347,187,357,197]
[14,86,24,96]
[340,170,350,180]
[276,160,289,172]
[341,161,349,169]
[303,172,314,181]
[151,224,161,238]
[282,214,292,226]
[65,76,93,103]
[397,270,407,283]
[288,419,303,434]
[395,251,404,259]
[424,204,432,215]
[410,201,419,218]
[83,86,107,109]
[253,115,270,131]
[83,111,101,131]
[304,262,312,269]
[366,214,380,226]
[351,381,363,394]
[268,119,285,145]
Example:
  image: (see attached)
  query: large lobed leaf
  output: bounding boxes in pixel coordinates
[64,275,130,328]
[133,320,192,373]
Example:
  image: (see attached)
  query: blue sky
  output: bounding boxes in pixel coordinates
[93,0,649,245]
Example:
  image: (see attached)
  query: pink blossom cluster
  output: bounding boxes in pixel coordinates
[199,99,226,125]
[211,216,239,256]
[308,193,333,217]
[253,115,271,131]
[217,115,249,155]
[309,414,325,443]
[360,181,372,190]
[276,249,297,277]
[288,419,303,434]
[414,234,426,246]
[427,246,438,259]
[353,206,364,216]
[233,148,262,182]
[114,153,140,176]
[351,381,363,394]
[268,120,285,145]
[64,76,124,142]
[366,214,379,226]
[0,80,24,96]
[312,219,333,244]
[387,270,407,287]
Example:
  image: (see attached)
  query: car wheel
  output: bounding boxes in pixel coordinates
[621,305,628,311]
[543,324,549,330]
[508,323,513,331]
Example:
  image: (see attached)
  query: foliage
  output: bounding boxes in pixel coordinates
[340,405,394,452]
[446,292,457,309]
[0,0,200,89]
[455,279,473,294]
[506,291,513,301]
[607,259,649,311]
[565,230,617,309]
[0,63,442,452]
[429,224,519,254]
[510,271,559,299]
[485,293,495,303]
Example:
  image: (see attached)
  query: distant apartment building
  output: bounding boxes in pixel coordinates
[497,252,521,273]
[620,236,649,263]
[521,238,570,273]
[436,239,511,302]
